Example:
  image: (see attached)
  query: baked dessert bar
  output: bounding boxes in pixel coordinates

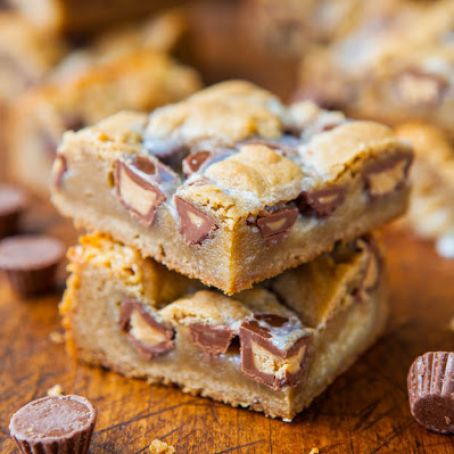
[0,12,65,103]
[8,49,201,195]
[61,233,388,421]
[8,0,178,34]
[298,0,454,136]
[396,123,454,258]
[50,9,186,82]
[249,0,361,55]
[51,81,412,293]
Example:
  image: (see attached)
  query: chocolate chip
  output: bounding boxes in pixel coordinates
[115,156,169,226]
[120,299,175,359]
[143,137,189,171]
[408,352,454,434]
[189,323,235,355]
[395,68,449,108]
[182,151,212,177]
[256,207,298,242]
[363,152,413,199]
[9,394,96,454]
[297,185,346,218]
[175,197,217,245]
[52,155,68,190]
[0,235,64,297]
[240,314,311,390]
[0,185,27,239]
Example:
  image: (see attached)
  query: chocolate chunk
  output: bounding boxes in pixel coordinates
[120,299,175,359]
[143,137,189,170]
[189,323,235,355]
[395,69,449,107]
[363,152,413,198]
[115,155,168,226]
[240,314,311,390]
[0,185,27,239]
[182,151,212,177]
[53,155,68,189]
[9,395,96,454]
[256,207,298,242]
[297,185,346,218]
[408,352,454,434]
[0,235,64,297]
[175,197,217,245]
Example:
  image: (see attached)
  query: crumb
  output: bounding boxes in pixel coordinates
[308,449,319,454]
[149,439,175,454]
[49,331,65,344]
[450,318,454,333]
[47,384,63,396]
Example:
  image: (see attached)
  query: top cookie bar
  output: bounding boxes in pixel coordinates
[51,81,412,294]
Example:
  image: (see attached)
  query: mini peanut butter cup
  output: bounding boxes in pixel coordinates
[0,185,27,239]
[0,235,64,296]
[408,351,454,434]
[9,395,96,454]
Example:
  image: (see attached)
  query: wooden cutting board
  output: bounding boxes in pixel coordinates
[0,199,453,453]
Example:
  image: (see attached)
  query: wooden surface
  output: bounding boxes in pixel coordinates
[0,199,453,454]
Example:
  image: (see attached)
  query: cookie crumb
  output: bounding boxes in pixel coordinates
[49,331,65,344]
[47,384,63,396]
[149,439,175,454]
[449,318,454,333]
[308,449,319,454]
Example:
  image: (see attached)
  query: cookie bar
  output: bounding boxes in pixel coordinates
[249,0,361,55]
[51,81,412,293]
[298,0,454,135]
[8,0,178,34]
[8,49,201,195]
[0,12,65,103]
[61,233,388,421]
[50,9,187,82]
[396,123,454,258]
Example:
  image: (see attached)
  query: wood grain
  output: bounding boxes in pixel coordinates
[0,199,453,454]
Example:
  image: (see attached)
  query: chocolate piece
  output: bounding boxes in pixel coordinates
[240,314,311,390]
[9,395,96,454]
[143,137,189,170]
[115,155,168,226]
[120,299,175,359]
[182,151,212,177]
[0,235,64,296]
[53,155,68,189]
[0,185,27,239]
[363,152,413,198]
[189,323,235,355]
[395,69,449,108]
[297,185,346,218]
[408,352,454,434]
[256,207,298,242]
[175,197,217,245]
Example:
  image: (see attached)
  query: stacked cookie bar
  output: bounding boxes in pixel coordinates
[52,81,413,419]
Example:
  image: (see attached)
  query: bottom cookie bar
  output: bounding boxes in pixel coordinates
[61,233,388,421]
